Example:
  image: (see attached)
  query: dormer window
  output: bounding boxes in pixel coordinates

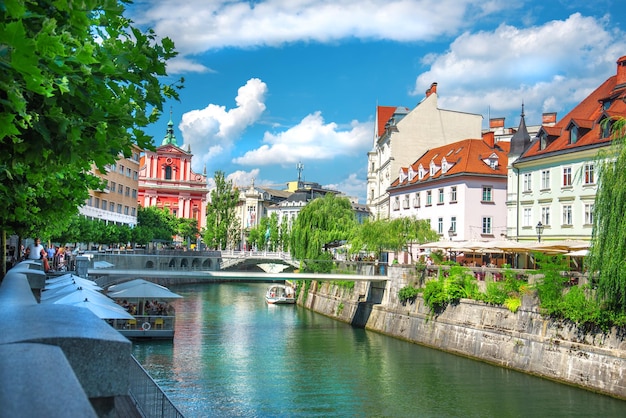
[429,160,440,176]
[570,126,578,144]
[539,132,547,150]
[441,158,448,174]
[602,99,613,111]
[418,164,425,180]
[600,116,613,139]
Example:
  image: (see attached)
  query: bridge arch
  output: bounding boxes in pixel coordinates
[191,259,201,269]
[202,259,212,269]
[168,258,176,269]
[145,260,154,269]
[181,258,188,269]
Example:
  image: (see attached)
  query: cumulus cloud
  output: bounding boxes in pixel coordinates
[179,78,268,171]
[130,0,503,72]
[324,173,368,202]
[412,13,626,122]
[232,112,373,166]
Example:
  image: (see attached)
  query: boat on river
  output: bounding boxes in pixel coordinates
[105,279,183,339]
[265,283,295,304]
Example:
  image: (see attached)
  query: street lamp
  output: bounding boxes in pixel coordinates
[536,221,544,242]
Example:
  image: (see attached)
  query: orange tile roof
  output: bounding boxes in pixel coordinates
[389,138,510,189]
[520,71,626,160]
[376,106,398,138]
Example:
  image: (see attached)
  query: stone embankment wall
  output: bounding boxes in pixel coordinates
[299,266,626,400]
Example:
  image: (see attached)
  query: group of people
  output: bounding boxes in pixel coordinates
[117,299,173,316]
[22,238,72,272]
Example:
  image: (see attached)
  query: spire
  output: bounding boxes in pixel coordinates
[161,108,178,146]
[509,103,531,156]
[296,161,304,189]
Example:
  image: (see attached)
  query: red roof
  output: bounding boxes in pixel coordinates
[376,106,398,138]
[521,67,626,159]
[389,138,510,188]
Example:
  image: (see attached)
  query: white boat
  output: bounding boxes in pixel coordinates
[265,284,295,304]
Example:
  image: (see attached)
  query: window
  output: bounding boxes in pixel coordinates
[132,189,137,198]
[450,216,457,233]
[438,188,444,204]
[133,171,138,180]
[131,207,136,216]
[541,206,551,226]
[584,203,594,225]
[437,217,443,234]
[562,167,572,187]
[117,204,122,214]
[124,206,129,215]
[426,191,432,206]
[118,164,124,174]
[541,170,550,190]
[165,166,172,180]
[413,192,420,208]
[539,132,547,150]
[450,186,457,202]
[101,200,107,210]
[95,197,100,208]
[109,202,114,211]
[482,217,492,234]
[125,187,130,197]
[403,195,410,209]
[126,167,131,177]
[118,184,123,194]
[482,186,492,202]
[602,118,612,138]
[393,197,400,211]
[523,173,532,192]
[584,164,595,185]
[570,126,578,144]
[523,208,532,227]
[87,196,92,207]
[110,181,116,192]
[562,205,572,225]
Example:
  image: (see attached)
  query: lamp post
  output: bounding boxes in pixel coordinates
[447,227,455,262]
[536,221,544,243]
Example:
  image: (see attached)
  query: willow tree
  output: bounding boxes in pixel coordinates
[588,117,626,313]
[290,194,356,271]
[0,0,181,241]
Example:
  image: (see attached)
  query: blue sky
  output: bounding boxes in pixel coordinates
[127,0,625,202]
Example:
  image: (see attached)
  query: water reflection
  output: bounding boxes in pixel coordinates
[133,283,626,417]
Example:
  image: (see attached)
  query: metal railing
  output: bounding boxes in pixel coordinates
[128,355,185,418]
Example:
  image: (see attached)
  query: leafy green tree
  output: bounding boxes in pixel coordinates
[350,217,438,260]
[133,206,178,246]
[204,171,240,250]
[177,218,199,247]
[290,194,356,271]
[0,0,180,240]
[588,117,626,312]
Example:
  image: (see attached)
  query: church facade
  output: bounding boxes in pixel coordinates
[138,115,208,232]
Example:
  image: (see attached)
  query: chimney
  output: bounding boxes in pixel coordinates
[542,112,557,126]
[425,82,438,98]
[616,55,626,88]
[489,117,505,130]
[483,131,495,148]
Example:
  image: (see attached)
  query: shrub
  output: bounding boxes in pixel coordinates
[398,285,420,304]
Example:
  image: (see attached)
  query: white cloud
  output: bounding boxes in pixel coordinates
[130,0,500,72]
[412,13,626,123]
[225,169,261,189]
[232,112,373,166]
[324,173,367,203]
[179,78,267,171]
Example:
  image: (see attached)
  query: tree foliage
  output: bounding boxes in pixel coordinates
[588,118,626,313]
[204,171,240,250]
[0,0,181,239]
[350,217,438,258]
[134,206,178,245]
[290,194,356,269]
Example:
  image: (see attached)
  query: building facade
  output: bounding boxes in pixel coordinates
[367,83,483,219]
[388,132,510,242]
[137,116,208,231]
[79,147,141,227]
[507,56,626,243]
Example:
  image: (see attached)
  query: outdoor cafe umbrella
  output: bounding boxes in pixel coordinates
[106,279,169,293]
[44,277,102,291]
[66,297,134,320]
[42,287,114,305]
[41,282,103,301]
[107,282,183,300]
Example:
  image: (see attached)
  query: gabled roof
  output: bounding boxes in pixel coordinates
[376,106,397,138]
[518,57,626,161]
[389,137,510,189]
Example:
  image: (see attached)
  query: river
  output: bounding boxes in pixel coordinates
[132,282,626,417]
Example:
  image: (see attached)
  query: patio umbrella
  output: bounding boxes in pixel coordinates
[66,298,134,320]
[93,260,115,269]
[106,279,168,293]
[42,287,114,305]
[107,282,182,300]
[44,277,101,290]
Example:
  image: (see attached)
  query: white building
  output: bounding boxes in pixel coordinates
[367,83,483,219]
[507,55,626,243]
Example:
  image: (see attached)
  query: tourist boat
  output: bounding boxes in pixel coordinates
[105,279,183,339]
[265,283,295,304]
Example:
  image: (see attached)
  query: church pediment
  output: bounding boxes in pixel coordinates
[157,144,189,156]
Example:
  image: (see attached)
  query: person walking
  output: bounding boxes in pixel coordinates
[27,238,44,260]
